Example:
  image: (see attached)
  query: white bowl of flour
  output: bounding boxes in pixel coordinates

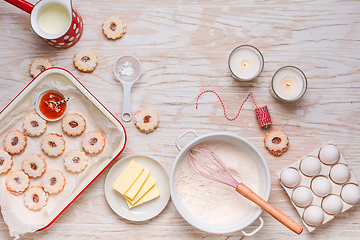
[170,131,271,236]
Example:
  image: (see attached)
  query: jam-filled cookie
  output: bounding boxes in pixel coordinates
[64,149,88,173]
[29,57,53,78]
[4,130,27,155]
[0,149,13,175]
[41,169,66,194]
[264,129,289,156]
[6,170,30,195]
[22,153,47,178]
[102,16,127,40]
[24,186,48,211]
[61,113,86,136]
[73,49,97,73]
[23,113,47,137]
[41,133,65,157]
[134,108,159,133]
[81,131,105,155]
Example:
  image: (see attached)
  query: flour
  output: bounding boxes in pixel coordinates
[118,61,135,76]
[175,141,259,225]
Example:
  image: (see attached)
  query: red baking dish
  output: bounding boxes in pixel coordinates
[0,67,127,232]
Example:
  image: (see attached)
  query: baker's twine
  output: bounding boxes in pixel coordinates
[195,90,271,127]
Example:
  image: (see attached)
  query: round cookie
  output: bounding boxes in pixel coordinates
[264,129,289,156]
[81,131,105,155]
[64,150,88,173]
[24,186,48,211]
[41,169,66,194]
[6,170,30,195]
[4,130,27,155]
[41,133,65,157]
[22,153,47,178]
[23,113,47,137]
[134,108,159,133]
[102,16,127,40]
[61,113,86,136]
[29,57,53,78]
[73,49,97,73]
[0,149,13,175]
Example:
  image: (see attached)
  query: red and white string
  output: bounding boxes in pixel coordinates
[195,90,271,127]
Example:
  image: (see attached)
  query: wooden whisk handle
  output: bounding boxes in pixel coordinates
[236,182,303,235]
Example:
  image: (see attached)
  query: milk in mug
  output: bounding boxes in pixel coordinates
[38,3,70,35]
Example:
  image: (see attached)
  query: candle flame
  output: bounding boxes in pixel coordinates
[282,79,294,91]
[241,60,250,69]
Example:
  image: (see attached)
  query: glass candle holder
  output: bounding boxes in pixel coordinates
[228,45,264,81]
[270,66,307,102]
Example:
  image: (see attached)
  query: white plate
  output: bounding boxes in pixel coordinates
[105,155,170,221]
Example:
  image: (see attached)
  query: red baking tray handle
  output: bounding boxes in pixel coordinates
[5,0,34,14]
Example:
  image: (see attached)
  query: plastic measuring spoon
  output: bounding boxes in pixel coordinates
[114,55,142,122]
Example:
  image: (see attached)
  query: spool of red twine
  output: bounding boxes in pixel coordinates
[196,90,272,128]
[255,106,272,127]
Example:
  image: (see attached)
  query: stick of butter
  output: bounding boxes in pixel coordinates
[125,174,157,205]
[112,160,144,195]
[125,169,151,200]
[125,184,160,209]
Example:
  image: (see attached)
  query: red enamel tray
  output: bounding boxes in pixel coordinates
[0,67,127,231]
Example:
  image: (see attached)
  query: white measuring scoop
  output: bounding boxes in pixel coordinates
[114,55,142,122]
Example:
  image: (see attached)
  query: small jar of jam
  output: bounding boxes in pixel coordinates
[36,90,67,121]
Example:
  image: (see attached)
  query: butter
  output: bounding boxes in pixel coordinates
[125,168,151,200]
[112,160,144,195]
[125,174,157,205]
[126,184,160,209]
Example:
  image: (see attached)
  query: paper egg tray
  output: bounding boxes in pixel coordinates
[276,141,359,232]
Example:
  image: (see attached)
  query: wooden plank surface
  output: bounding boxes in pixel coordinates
[1,0,360,239]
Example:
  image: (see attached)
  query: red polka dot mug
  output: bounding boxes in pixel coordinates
[5,0,83,49]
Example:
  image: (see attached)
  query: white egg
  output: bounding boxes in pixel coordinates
[303,205,324,226]
[341,184,360,205]
[322,195,343,215]
[311,176,332,197]
[280,168,300,188]
[291,186,313,207]
[330,164,350,184]
[319,144,340,165]
[300,156,322,176]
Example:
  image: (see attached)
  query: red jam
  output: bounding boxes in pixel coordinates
[39,92,66,120]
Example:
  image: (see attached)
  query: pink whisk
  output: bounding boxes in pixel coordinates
[189,147,303,235]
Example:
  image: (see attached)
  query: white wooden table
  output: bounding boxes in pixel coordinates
[1,0,360,239]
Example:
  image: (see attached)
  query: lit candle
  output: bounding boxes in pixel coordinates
[228,45,264,81]
[270,66,307,102]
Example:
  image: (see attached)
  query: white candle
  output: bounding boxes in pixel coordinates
[271,66,307,101]
[228,45,264,81]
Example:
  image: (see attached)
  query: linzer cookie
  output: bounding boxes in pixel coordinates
[264,129,289,156]
[23,186,48,211]
[134,108,159,133]
[0,149,12,175]
[64,149,88,173]
[102,16,127,40]
[41,133,65,157]
[29,57,53,78]
[23,113,47,137]
[22,153,47,178]
[73,49,98,72]
[6,170,30,195]
[81,131,105,155]
[41,169,66,194]
[4,130,27,155]
[61,113,86,136]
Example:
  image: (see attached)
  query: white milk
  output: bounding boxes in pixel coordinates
[38,3,70,35]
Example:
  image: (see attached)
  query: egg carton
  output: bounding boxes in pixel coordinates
[276,141,360,232]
